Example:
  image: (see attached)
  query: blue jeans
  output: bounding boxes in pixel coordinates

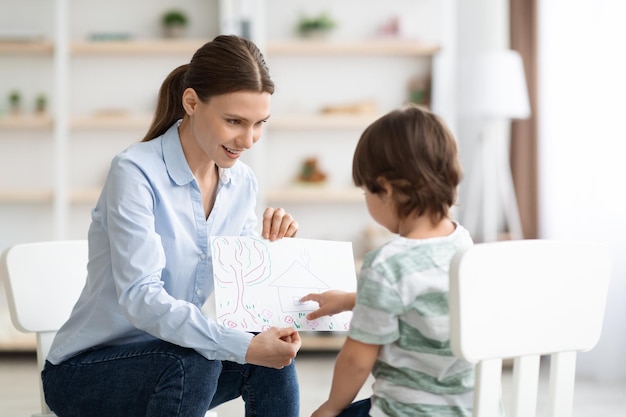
[42,339,299,417]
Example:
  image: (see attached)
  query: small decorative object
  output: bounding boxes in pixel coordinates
[161,9,189,38]
[35,94,47,114]
[407,75,431,107]
[298,157,327,183]
[88,32,133,42]
[297,12,336,39]
[378,16,402,37]
[8,90,21,115]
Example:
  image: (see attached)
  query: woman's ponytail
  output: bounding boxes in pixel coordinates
[142,64,188,142]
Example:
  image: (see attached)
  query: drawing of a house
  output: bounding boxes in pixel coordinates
[269,260,330,313]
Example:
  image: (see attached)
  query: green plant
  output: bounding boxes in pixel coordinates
[162,10,188,27]
[297,12,336,35]
[36,94,47,113]
[9,90,20,106]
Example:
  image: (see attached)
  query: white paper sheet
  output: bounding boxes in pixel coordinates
[210,236,357,332]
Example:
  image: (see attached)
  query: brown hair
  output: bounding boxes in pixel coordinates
[352,104,462,223]
[142,35,274,141]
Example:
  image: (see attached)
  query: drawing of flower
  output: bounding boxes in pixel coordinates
[284,315,294,324]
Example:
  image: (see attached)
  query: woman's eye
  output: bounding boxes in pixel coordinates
[227,119,241,125]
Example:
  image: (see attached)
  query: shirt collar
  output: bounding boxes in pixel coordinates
[162,120,234,186]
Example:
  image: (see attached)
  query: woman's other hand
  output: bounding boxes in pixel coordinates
[262,207,298,240]
[245,327,301,369]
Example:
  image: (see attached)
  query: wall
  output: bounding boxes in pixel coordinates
[538,0,626,381]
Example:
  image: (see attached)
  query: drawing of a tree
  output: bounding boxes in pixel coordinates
[212,237,271,327]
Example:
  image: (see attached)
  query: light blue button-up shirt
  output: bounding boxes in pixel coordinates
[48,122,257,365]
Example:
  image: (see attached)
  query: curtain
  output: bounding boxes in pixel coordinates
[510,0,538,238]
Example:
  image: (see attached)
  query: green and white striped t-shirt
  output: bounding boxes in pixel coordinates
[348,223,474,417]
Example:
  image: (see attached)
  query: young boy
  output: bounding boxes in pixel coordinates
[303,104,474,417]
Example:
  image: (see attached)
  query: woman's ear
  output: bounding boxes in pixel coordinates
[182,88,199,116]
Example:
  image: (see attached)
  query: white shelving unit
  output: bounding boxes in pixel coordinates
[0,0,456,350]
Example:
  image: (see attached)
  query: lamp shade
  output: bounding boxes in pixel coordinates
[461,49,531,120]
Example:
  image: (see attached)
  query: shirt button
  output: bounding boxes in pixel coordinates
[196,289,201,296]
[228,355,235,361]
[200,253,206,260]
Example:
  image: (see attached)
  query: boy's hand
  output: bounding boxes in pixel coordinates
[311,402,342,417]
[262,207,298,241]
[300,290,356,320]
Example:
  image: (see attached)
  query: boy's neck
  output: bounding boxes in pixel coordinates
[399,215,455,240]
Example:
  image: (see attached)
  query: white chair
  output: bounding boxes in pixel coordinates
[1,240,219,417]
[449,239,611,417]
[1,240,88,417]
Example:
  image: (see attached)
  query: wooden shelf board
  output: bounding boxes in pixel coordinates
[0,188,103,204]
[0,41,54,54]
[0,335,36,351]
[266,39,440,56]
[69,188,101,204]
[269,113,379,130]
[265,187,363,203]
[300,333,346,351]
[71,114,152,129]
[71,39,210,55]
[0,189,53,203]
[0,115,53,130]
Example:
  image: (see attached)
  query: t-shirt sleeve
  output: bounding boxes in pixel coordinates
[348,265,403,345]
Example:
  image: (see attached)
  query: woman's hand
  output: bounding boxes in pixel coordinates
[300,290,356,320]
[262,207,298,240]
[245,327,301,369]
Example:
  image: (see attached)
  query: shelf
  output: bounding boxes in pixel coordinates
[266,39,440,56]
[0,189,53,204]
[71,114,152,130]
[0,188,101,204]
[269,113,379,130]
[0,38,212,56]
[0,40,54,55]
[0,115,53,130]
[71,38,210,55]
[300,333,346,351]
[0,334,36,351]
[2,38,440,57]
[0,114,152,130]
[265,187,363,203]
[69,188,101,204]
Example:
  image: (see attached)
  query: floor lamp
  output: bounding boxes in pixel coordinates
[462,50,531,242]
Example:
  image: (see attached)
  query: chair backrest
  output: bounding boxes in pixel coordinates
[1,240,88,417]
[448,239,611,417]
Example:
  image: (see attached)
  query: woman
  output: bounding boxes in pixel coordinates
[42,35,301,417]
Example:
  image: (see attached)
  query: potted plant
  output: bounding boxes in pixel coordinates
[161,10,188,38]
[8,90,21,115]
[297,12,336,39]
[35,94,48,114]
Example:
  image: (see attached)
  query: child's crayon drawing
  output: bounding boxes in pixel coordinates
[210,236,356,331]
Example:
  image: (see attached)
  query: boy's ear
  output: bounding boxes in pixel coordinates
[376,177,393,197]
[182,88,199,115]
